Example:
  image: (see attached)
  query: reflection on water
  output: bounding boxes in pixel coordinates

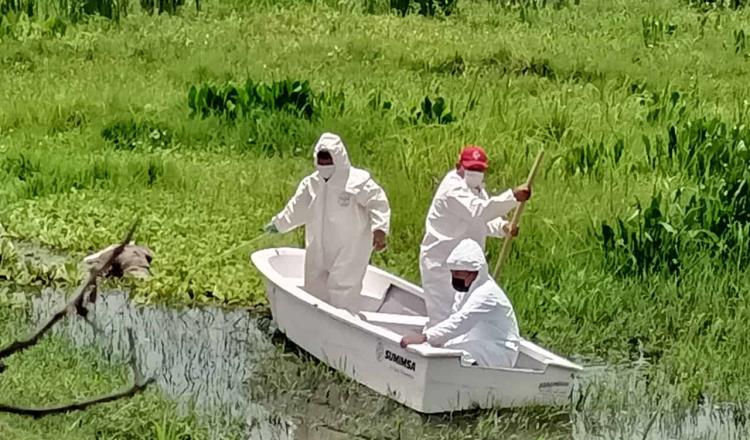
[31,289,294,439]
[571,363,749,440]
[30,289,750,440]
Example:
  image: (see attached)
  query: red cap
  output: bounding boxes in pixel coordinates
[459,146,488,171]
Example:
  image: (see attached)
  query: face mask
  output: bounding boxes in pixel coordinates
[317,164,335,180]
[464,170,484,189]
[451,276,471,292]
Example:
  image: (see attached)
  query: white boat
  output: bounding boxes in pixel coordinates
[250,247,584,414]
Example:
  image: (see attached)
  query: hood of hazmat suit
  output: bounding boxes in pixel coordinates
[419,168,519,326]
[272,132,391,313]
[444,238,486,272]
[423,239,521,368]
[312,132,351,182]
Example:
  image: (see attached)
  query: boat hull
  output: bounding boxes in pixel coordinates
[253,247,582,414]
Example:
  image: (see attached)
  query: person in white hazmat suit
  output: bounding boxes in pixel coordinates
[419,145,531,327]
[263,132,391,314]
[400,238,521,368]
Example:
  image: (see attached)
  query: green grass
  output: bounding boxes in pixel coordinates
[1,0,750,433]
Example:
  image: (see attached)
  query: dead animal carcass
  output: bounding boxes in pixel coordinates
[83,243,153,279]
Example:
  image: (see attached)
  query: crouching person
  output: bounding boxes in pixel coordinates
[400,239,520,368]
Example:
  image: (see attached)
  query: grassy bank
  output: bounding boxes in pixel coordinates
[1,0,750,421]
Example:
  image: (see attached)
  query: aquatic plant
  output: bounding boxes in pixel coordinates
[140,0,184,15]
[685,0,749,10]
[0,0,194,26]
[405,95,456,126]
[641,15,678,48]
[496,0,578,8]
[389,0,458,17]
[187,79,320,122]
[101,118,173,150]
[734,28,746,55]
[600,115,750,276]
[553,137,624,179]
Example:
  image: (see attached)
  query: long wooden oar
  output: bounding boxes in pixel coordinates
[492,150,545,279]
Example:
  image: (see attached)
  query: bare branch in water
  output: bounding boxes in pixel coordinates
[0,329,154,418]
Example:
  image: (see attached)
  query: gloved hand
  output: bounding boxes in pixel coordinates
[262,221,278,234]
[513,184,531,202]
[373,230,387,252]
[502,223,519,238]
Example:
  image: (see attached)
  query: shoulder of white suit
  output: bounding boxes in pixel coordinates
[345,167,373,191]
[446,170,467,186]
[443,174,472,196]
[477,276,508,301]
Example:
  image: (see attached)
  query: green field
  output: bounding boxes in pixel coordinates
[2,0,750,437]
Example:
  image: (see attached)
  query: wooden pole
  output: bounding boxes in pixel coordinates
[492,150,545,280]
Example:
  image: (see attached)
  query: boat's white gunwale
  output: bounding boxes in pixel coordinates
[251,247,582,372]
[251,248,462,359]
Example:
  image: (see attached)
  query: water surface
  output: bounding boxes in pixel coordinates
[30,289,750,440]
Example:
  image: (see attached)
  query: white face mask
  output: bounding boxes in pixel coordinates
[464,170,484,189]
[317,164,335,180]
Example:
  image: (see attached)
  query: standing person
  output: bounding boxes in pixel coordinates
[264,132,391,314]
[401,239,521,368]
[419,145,531,326]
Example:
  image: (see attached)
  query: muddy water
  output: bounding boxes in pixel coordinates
[571,365,749,440]
[31,289,294,439]
[31,289,750,440]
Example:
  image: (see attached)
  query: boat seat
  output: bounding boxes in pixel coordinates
[359,311,428,328]
[358,271,393,312]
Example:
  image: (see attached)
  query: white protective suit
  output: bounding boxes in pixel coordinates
[272,133,391,313]
[420,170,518,326]
[423,238,521,368]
